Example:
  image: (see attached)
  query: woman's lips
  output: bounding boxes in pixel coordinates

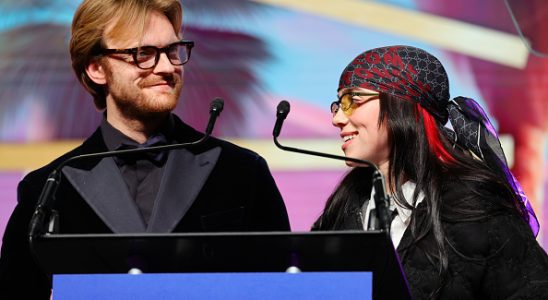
[341,132,357,151]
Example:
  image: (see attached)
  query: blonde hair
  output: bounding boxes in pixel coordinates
[70,0,183,109]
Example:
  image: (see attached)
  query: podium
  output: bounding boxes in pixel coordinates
[32,231,411,299]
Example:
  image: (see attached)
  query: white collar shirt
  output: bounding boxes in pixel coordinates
[361,181,425,248]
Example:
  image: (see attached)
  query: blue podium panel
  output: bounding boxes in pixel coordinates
[53,272,372,300]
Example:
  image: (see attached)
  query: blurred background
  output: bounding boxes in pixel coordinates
[1,0,547,249]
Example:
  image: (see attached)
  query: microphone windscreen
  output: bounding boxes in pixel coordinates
[210,98,224,114]
[277,100,290,118]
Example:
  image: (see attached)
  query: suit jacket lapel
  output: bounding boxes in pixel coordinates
[62,157,146,233]
[146,146,222,233]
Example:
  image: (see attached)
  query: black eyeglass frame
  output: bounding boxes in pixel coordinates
[330,92,380,116]
[98,40,195,69]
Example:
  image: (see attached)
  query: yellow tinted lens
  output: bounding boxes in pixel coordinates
[340,94,354,115]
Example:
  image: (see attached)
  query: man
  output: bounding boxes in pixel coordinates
[0,0,290,298]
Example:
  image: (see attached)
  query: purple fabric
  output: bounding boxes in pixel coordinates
[447,97,540,236]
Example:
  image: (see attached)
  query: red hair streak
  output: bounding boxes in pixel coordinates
[419,106,456,164]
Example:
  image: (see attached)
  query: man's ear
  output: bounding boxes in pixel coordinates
[85,59,107,85]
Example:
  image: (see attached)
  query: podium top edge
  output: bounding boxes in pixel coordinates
[38,230,387,240]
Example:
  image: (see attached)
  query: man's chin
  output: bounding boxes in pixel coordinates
[141,105,177,118]
[144,95,179,112]
[127,100,178,119]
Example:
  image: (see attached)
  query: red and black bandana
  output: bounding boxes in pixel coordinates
[338,45,450,123]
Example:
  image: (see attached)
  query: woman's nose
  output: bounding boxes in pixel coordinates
[332,108,349,128]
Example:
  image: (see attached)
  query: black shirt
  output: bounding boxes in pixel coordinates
[100,116,174,226]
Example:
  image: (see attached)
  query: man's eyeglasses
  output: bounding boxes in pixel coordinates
[330,92,380,116]
[98,40,194,69]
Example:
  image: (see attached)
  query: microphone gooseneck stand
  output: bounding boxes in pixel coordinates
[28,98,224,243]
[272,100,392,233]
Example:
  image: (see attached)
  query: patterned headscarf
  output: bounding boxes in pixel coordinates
[339,45,539,236]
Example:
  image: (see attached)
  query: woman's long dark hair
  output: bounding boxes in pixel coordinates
[313,93,526,297]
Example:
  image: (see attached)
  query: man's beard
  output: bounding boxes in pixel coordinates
[104,63,183,120]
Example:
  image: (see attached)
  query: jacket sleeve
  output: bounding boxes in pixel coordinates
[0,178,52,299]
[247,155,290,231]
[481,213,548,299]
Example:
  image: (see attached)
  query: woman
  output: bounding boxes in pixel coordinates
[312,45,548,299]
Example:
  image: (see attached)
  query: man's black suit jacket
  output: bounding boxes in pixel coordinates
[0,116,290,299]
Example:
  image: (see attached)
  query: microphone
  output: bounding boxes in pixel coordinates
[28,98,225,240]
[273,100,290,138]
[206,97,224,135]
[272,100,392,233]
